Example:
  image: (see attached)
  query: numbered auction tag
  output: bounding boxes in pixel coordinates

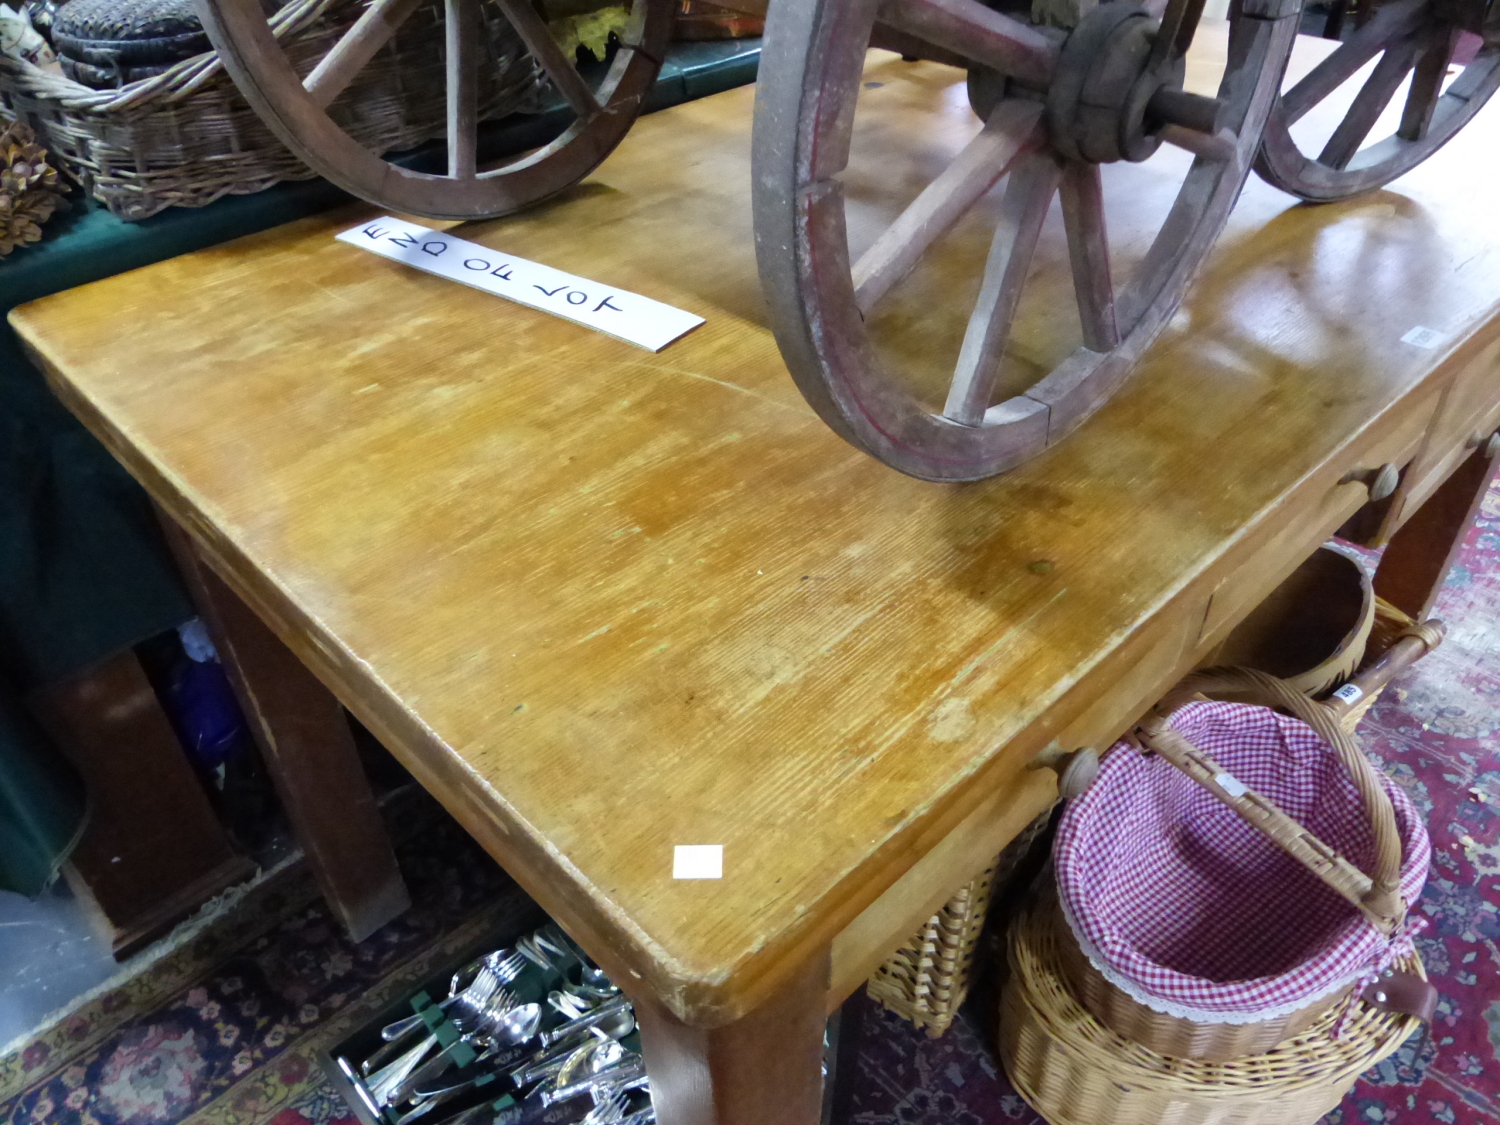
[1400,325,1445,349]
[337,217,705,352]
[1213,772,1250,799]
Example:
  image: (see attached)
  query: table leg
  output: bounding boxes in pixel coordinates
[1373,441,1500,620]
[31,649,256,956]
[158,517,411,942]
[633,952,830,1125]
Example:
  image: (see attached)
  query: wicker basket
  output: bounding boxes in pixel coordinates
[999,895,1423,1125]
[1054,667,1432,1061]
[0,0,540,219]
[867,807,1054,1036]
[1210,545,1375,696]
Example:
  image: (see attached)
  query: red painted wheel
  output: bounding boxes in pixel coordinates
[1255,0,1500,202]
[752,0,1298,481]
[195,0,675,220]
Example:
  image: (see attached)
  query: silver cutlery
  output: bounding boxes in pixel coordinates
[580,1090,630,1125]
[364,963,502,1078]
[539,996,631,1048]
[555,1039,627,1089]
[370,980,513,1106]
[540,1055,647,1108]
[387,991,542,1106]
[510,1005,635,1088]
[379,951,526,1043]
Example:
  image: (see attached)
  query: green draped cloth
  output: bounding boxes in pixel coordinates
[0,180,376,895]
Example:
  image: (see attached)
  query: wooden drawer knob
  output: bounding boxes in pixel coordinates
[1030,744,1101,799]
[1467,430,1500,460]
[1341,463,1400,502]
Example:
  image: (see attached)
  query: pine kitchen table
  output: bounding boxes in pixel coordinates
[12,25,1500,1124]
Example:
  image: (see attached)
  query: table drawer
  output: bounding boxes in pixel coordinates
[1199,393,1436,647]
[1390,333,1500,528]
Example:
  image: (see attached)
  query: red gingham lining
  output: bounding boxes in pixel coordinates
[1054,700,1430,1018]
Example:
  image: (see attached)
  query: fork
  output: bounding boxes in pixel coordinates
[581,1090,630,1125]
[367,975,505,1105]
[364,966,507,1080]
[379,951,527,1043]
[362,965,502,1079]
[385,987,520,1106]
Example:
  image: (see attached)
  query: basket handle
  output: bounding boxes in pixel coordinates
[1135,666,1408,934]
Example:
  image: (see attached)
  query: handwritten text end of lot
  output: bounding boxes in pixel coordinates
[336,217,705,353]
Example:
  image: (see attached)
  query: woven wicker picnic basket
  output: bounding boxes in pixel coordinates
[999,891,1425,1125]
[1051,664,1433,1061]
[0,0,540,219]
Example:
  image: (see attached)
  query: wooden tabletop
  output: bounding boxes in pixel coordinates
[15,28,1500,1028]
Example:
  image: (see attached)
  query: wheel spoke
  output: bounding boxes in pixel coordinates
[446,0,479,179]
[1281,0,1424,124]
[1058,162,1117,352]
[880,0,1059,88]
[494,0,602,118]
[1399,26,1460,141]
[1318,38,1420,169]
[304,0,424,108]
[1151,0,1209,68]
[853,99,1043,315]
[945,152,1061,426]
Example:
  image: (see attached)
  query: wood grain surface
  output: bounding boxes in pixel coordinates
[13,29,1500,1028]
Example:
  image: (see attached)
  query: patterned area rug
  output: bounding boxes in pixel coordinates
[0,816,539,1125]
[2,485,1497,1125]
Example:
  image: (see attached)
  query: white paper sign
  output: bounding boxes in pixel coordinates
[336,217,705,352]
[673,845,723,880]
[1401,326,1445,349]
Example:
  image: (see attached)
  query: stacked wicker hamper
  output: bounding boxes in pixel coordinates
[867,547,1444,1125]
[996,591,1443,1125]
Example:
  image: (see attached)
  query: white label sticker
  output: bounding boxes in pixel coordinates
[1213,771,1250,799]
[1332,682,1365,704]
[673,845,723,880]
[1401,326,1445,349]
[336,217,705,352]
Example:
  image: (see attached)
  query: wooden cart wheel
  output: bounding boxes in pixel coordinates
[752,0,1299,481]
[195,0,675,220]
[1255,0,1500,202]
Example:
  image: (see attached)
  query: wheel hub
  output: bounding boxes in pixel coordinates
[1045,3,1186,163]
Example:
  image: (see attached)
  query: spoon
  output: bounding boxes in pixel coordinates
[510,1009,634,1088]
[548,990,590,1019]
[555,1039,625,1089]
[476,1002,543,1049]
